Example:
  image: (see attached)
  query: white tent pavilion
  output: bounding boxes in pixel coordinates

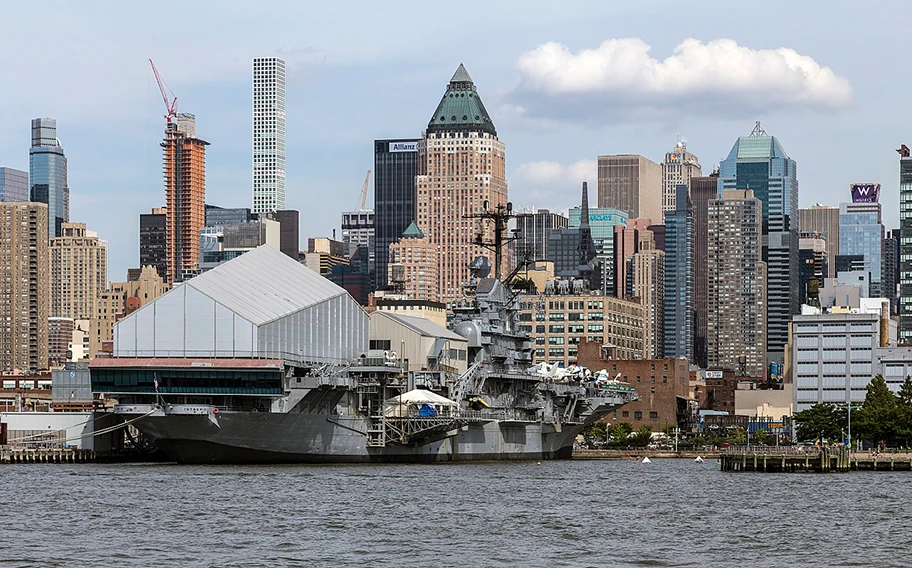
[384,389,459,418]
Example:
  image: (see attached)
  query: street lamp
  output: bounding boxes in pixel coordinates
[847,399,852,455]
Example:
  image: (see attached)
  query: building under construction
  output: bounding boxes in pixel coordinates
[150,59,209,284]
[163,113,208,283]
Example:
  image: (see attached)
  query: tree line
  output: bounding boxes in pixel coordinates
[794,375,912,447]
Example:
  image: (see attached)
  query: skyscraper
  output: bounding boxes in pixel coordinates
[415,64,507,304]
[629,231,665,359]
[661,142,702,213]
[799,232,827,307]
[663,184,693,360]
[205,205,253,226]
[566,205,627,294]
[374,138,420,290]
[163,113,208,283]
[0,167,28,202]
[548,182,603,290]
[48,317,75,368]
[29,118,68,238]
[140,207,167,280]
[388,222,439,302]
[839,199,884,297]
[252,56,286,214]
[719,122,798,365]
[707,190,766,377]
[799,205,841,279]
[899,144,912,342]
[512,209,568,267]
[884,228,899,314]
[597,154,662,224]
[574,182,598,288]
[341,210,375,261]
[613,217,654,299]
[0,202,49,373]
[271,209,300,260]
[50,223,108,320]
[690,174,717,369]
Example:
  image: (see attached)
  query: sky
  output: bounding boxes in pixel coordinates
[0,1,906,280]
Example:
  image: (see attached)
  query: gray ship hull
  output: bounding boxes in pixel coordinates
[128,411,584,464]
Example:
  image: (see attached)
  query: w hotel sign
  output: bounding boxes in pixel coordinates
[850,183,880,203]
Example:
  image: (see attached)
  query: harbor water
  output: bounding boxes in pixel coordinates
[0,458,908,567]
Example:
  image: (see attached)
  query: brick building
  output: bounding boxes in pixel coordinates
[517,293,648,365]
[702,369,767,413]
[577,341,693,432]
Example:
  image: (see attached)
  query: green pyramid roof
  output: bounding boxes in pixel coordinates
[401,221,425,239]
[426,64,497,137]
[451,63,473,83]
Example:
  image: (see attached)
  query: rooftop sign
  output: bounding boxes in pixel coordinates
[850,183,880,203]
[389,142,418,153]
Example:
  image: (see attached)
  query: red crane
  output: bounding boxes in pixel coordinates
[149,59,178,123]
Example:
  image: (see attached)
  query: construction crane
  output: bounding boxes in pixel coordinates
[358,169,372,210]
[149,59,178,124]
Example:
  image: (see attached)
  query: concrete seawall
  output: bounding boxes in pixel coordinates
[573,449,721,460]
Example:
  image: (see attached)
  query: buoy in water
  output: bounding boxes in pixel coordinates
[536,461,541,466]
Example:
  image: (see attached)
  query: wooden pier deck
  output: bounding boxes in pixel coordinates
[721,447,912,473]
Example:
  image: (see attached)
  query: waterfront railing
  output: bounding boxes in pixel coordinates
[722,446,821,456]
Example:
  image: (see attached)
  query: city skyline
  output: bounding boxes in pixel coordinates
[0,2,906,279]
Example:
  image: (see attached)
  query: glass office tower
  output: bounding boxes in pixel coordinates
[663,184,694,360]
[567,206,628,295]
[899,147,912,342]
[373,138,420,290]
[718,122,798,366]
[839,201,883,297]
[29,118,68,238]
[0,168,28,202]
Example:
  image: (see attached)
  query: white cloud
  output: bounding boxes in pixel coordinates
[508,38,853,121]
[511,159,596,211]
[514,159,596,186]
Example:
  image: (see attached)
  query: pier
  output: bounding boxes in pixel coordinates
[720,447,912,472]
[0,447,96,464]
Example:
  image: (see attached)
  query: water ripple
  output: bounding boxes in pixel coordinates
[0,460,909,566]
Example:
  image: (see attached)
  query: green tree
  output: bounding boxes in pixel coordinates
[898,377,912,445]
[726,426,747,446]
[794,403,844,442]
[610,422,633,444]
[898,376,912,405]
[582,422,608,444]
[854,375,900,446]
[631,425,653,447]
[753,429,769,446]
[707,431,725,447]
[510,277,537,294]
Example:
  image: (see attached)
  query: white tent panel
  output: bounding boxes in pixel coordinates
[214,301,239,355]
[258,294,367,364]
[184,286,217,356]
[145,286,186,355]
[233,308,257,356]
[116,285,259,358]
[113,246,367,363]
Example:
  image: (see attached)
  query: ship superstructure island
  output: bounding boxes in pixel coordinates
[92,244,636,464]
